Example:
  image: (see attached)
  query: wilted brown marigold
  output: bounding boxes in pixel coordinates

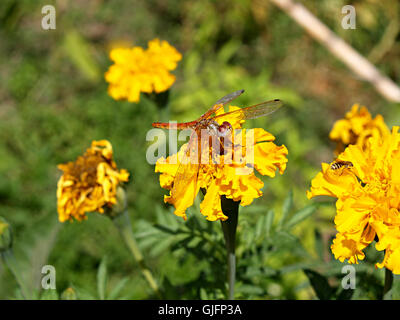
[57,140,129,222]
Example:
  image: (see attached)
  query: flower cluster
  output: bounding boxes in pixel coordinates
[329,104,389,154]
[105,39,182,103]
[155,106,288,221]
[307,127,400,274]
[57,140,129,222]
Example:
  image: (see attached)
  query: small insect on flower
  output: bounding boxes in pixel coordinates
[330,160,354,171]
[307,126,400,274]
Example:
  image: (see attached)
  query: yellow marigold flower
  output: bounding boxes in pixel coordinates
[307,126,400,273]
[329,104,389,154]
[155,106,288,221]
[105,39,182,103]
[57,140,130,222]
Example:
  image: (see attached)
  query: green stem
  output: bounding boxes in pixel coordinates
[113,210,162,299]
[383,268,393,299]
[1,250,30,299]
[220,196,239,300]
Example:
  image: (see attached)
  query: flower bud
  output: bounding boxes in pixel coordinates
[106,186,127,219]
[61,287,77,300]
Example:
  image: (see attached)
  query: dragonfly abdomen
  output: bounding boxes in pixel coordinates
[152,121,196,129]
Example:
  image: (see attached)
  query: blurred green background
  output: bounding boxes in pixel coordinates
[1,0,400,299]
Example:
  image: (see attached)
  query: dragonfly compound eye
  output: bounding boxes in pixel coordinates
[218,121,232,136]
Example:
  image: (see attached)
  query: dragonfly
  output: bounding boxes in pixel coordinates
[152,89,283,204]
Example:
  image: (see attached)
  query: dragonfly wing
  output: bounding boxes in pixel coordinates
[170,131,200,210]
[213,89,245,106]
[154,90,246,129]
[200,89,245,120]
[210,99,283,122]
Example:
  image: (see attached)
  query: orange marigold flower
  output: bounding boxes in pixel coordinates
[329,104,389,154]
[105,39,182,103]
[57,140,129,222]
[308,126,400,274]
[155,106,288,221]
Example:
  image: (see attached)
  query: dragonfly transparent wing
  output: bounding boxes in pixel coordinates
[170,128,214,208]
[200,89,245,120]
[213,89,245,106]
[170,130,200,204]
[210,99,283,122]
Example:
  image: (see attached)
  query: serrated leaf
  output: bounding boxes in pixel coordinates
[200,288,208,300]
[245,266,262,278]
[285,204,317,230]
[108,277,129,300]
[97,256,107,300]
[314,229,324,260]
[336,287,354,300]
[237,284,264,295]
[279,190,293,228]
[265,209,275,237]
[150,237,176,257]
[139,234,164,251]
[40,289,58,300]
[254,214,266,240]
[74,286,96,300]
[153,224,179,235]
[187,236,202,248]
[241,205,267,214]
[391,274,400,299]
[303,269,334,300]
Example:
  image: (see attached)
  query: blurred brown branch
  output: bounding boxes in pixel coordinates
[270,0,400,103]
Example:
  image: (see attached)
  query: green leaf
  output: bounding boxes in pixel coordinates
[237,284,264,296]
[73,286,96,300]
[278,190,293,229]
[217,40,241,63]
[62,30,101,83]
[391,274,400,299]
[200,288,208,300]
[254,213,266,240]
[265,209,275,237]
[314,229,324,260]
[40,289,59,300]
[97,256,108,300]
[303,269,334,300]
[108,277,129,300]
[336,287,354,300]
[150,237,176,257]
[268,231,308,257]
[284,204,318,230]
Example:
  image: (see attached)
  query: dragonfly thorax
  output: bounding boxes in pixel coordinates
[196,119,232,138]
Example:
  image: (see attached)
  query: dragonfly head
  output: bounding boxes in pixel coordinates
[217,121,232,137]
